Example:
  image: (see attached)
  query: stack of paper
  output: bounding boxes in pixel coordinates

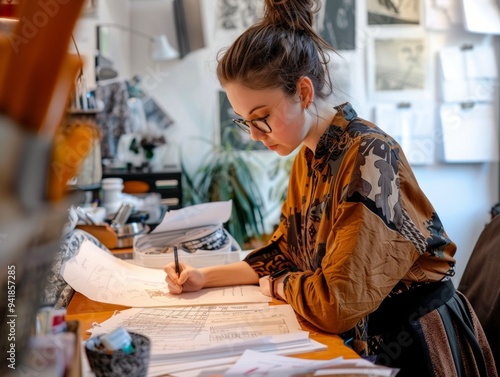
[87,304,327,377]
[222,350,399,377]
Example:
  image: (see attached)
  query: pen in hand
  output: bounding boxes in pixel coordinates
[174,245,180,277]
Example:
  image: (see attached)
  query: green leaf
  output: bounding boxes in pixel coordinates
[179,138,267,246]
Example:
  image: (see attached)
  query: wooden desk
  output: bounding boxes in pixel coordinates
[66,247,359,365]
[66,291,359,361]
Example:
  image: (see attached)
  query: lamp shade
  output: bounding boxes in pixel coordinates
[151,35,179,61]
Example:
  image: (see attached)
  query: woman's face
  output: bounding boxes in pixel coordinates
[225,83,310,156]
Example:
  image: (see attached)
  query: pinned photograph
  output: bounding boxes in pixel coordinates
[367,0,420,25]
[374,38,426,91]
[316,0,356,50]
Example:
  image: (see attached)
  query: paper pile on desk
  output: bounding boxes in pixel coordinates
[221,349,399,377]
[88,304,327,377]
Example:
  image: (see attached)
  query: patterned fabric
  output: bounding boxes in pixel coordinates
[42,229,111,308]
[244,102,462,360]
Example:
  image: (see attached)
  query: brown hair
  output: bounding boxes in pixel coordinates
[216,0,335,100]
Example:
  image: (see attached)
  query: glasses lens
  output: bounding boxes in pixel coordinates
[233,119,251,133]
[251,119,272,134]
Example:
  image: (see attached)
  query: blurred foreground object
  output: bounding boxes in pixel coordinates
[0,0,88,374]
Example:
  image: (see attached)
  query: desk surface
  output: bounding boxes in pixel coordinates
[66,248,360,362]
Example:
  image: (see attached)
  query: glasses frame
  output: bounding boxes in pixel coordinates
[231,96,286,134]
[232,114,272,134]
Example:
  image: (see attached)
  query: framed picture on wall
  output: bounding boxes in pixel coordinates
[201,0,262,48]
[316,0,356,50]
[218,89,267,151]
[367,35,431,101]
[367,0,421,26]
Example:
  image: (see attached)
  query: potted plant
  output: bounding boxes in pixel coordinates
[180,135,267,249]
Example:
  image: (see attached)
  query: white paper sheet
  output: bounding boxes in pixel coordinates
[62,240,271,306]
[148,339,328,377]
[375,103,435,165]
[438,45,498,103]
[424,0,462,30]
[439,46,497,81]
[462,0,500,35]
[152,200,232,233]
[441,79,497,103]
[313,358,400,376]
[440,103,499,162]
[224,349,343,376]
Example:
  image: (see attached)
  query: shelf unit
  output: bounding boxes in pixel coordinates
[102,166,182,210]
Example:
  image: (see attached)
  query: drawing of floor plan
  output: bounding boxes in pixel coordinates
[62,240,271,307]
[89,304,308,362]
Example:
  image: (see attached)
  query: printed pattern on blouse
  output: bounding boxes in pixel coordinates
[244,103,456,342]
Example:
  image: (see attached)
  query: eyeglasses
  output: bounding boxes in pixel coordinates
[232,97,284,134]
[233,115,271,134]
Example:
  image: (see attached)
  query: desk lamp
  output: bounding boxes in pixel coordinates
[95,23,179,81]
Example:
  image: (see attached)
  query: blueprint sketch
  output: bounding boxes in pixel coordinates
[89,303,312,363]
[62,240,271,307]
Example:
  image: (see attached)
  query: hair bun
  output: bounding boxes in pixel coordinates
[263,0,320,30]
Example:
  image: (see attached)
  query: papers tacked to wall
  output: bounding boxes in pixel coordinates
[438,45,498,103]
[424,0,462,31]
[440,103,499,163]
[438,44,499,163]
[462,0,500,35]
[375,102,436,165]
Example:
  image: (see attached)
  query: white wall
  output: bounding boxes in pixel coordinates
[93,0,499,285]
[414,163,498,284]
[74,0,131,88]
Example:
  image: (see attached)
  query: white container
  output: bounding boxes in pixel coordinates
[133,227,242,269]
[101,177,124,214]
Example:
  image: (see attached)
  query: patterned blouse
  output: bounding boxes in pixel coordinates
[244,103,456,341]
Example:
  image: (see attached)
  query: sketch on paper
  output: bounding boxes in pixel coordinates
[315,0,356,50]
[367,0,420,25]
[61,240,271,307]
[216,0,261,33]
[374,38,425,91]
[219,90,267,151]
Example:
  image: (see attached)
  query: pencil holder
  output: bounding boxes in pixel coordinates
[85,332,151,377]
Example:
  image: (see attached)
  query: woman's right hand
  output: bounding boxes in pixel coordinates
[164,262,205,294]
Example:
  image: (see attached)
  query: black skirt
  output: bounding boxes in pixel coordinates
[367,281,498,377]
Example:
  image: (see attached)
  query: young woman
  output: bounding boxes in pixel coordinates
[165,1,497,375]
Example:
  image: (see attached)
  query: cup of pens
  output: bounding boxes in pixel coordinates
[85,328,151,377]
